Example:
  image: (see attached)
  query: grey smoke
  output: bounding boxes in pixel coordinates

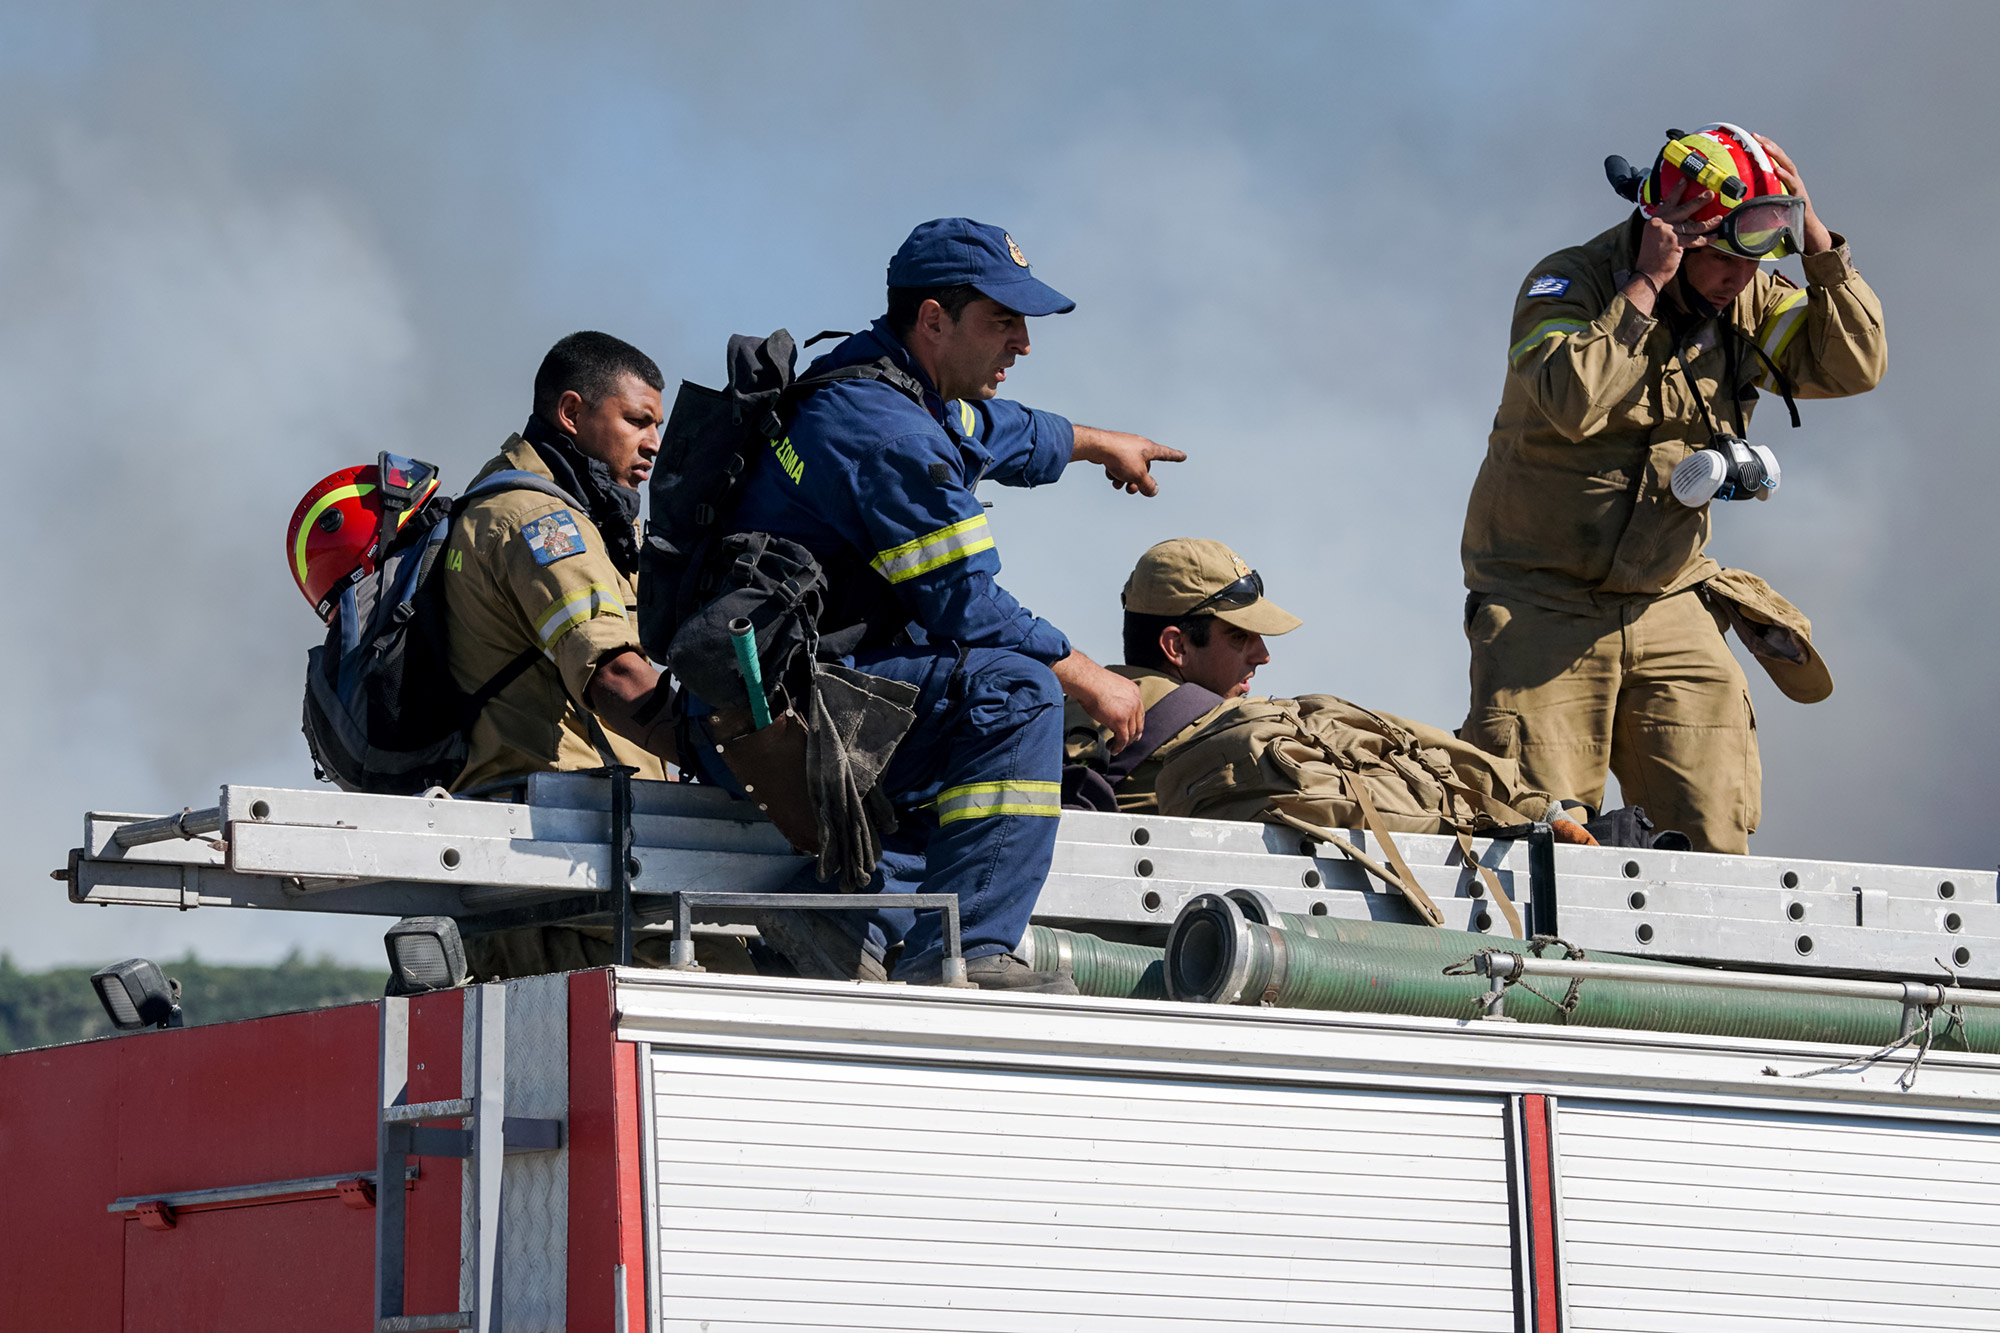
[2,1,1993,968]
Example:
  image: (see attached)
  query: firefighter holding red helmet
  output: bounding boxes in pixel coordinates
[1458,124,1886,854]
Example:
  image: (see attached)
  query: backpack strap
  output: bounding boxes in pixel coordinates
[787,356,928,410]
[457,468,582,512]
[1276,702,1446,926]
[1105,682,1226,782]
[1268,808,1419,907]
[1337,767,1446,926]
[461,646,542,722]
[450,468,591,727]
[1451,828,1524,940]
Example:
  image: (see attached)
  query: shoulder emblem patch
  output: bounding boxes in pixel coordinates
[522,510,586,565]
[1526,275,1572,298]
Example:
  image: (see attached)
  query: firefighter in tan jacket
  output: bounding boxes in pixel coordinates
[1460,125,1884,854]
[444,331,716,978]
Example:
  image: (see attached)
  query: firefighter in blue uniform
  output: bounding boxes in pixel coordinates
[697,218,1182,991]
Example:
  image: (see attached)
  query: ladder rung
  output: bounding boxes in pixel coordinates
[378,1315,473,1332]
[382,1098,472,1124]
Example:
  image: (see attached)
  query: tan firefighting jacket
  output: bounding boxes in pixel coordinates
[444,434,665,792]
[1062,666,1214,813]
[1461,214,1886,612]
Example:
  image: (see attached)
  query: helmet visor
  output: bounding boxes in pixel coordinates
[1719,196,1806,259]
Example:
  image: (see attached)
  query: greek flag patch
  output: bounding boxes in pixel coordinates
[1527,275,1571,298]
[522,510,586,566]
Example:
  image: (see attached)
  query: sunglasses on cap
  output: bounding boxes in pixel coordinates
[1185,569,1264,617]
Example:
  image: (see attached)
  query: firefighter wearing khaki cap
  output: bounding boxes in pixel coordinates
[1459,123,1880,854]
[1061,538,1301,813]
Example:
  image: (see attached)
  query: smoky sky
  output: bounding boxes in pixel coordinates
[2,0,1994,968]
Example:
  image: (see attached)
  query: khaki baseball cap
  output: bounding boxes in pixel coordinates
[1121,538,1302,635]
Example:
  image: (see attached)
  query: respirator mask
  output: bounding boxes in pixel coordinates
[1671,433,1781,506]
[1667,312,1801,511]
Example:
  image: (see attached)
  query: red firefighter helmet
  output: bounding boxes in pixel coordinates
[1637,123,1803,260]
[286,454,443,622]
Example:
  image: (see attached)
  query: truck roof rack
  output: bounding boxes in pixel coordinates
[60,772,1998,985]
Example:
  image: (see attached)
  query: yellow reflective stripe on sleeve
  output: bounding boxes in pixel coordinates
[1508,319,1589,366]
[292,482,375,586]
[958,401,976,436]
[533,582,625,653]
[936,779,1063,825]
[1756,289,1810,380]
[870,514,995,584]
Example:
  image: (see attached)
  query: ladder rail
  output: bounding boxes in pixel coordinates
[62,778,2000,985]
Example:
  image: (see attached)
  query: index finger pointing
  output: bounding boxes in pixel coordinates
[1147,445,1189,463]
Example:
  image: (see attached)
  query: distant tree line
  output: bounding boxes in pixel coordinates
[0,952,387,1054]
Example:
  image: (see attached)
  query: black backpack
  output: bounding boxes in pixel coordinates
[302,456,580,794]
[635,329,925,662]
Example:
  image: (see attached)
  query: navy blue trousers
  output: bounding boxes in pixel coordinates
[693,646,1064,979]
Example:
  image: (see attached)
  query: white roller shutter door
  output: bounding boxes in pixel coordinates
[644,1047,1516,1332]
[1559,1100,2000,1332]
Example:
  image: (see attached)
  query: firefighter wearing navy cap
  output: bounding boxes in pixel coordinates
[1459,125,1884,854]
[692,217,1183,992]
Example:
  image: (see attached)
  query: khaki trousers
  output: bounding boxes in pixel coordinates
[1462,588,1760,854]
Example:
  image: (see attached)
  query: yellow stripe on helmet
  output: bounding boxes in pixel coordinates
[292,482,375,586]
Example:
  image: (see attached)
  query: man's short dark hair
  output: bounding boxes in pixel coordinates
[532,331,664,422]
[1124,611,1214,670]
[885,284,982,341]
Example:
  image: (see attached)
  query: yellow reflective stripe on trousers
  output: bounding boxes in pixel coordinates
[870,514,995,584]
[1756,289,1810,383]
[533,582,625,653]
[936,779,1062,824]
[1508,319,1589,366]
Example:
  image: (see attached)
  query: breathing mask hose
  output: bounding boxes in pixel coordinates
[1165,895,2000,1053]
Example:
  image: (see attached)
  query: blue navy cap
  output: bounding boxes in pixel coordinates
[886,218,1076,317]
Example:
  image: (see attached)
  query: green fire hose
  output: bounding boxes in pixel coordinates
[1219,887,1673,964]
[1164,893,2000,1054]
[1014,891,1659,1005]
[1019,925,1167,1000]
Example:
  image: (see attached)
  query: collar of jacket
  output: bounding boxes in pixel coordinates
[806,319,950,424]
[519,413,642,577]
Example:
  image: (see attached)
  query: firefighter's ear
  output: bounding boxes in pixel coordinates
[551,389,588,438]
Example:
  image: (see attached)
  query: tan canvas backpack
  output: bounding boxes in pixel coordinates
[1153,694,1560,935]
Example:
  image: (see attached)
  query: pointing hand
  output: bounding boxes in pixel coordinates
[1071,426,1187,497]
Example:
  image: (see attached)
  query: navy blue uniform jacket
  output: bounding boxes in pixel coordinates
[730,319,1075,662]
